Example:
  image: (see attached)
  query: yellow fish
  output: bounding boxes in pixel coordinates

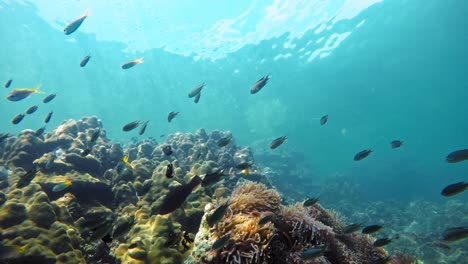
[122,155,133,168]
[52,180,72,192]
[242,169,249,176]
[7,85,43,101]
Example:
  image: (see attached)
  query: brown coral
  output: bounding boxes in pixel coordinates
[229,182,281,214]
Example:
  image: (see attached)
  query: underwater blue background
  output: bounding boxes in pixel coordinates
[1,0,467,205]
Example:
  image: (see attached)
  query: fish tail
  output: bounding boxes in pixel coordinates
[83,9,90,17]
[65,180,72,187]
[135,58,144,64]
[33,84,44,94]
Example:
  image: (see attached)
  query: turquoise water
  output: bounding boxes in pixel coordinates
[1,0,467,204]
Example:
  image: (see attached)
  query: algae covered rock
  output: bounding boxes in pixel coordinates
[0,202,27,228]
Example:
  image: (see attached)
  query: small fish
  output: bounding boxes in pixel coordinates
[342,223,363,234]
[300,247,325,260]
[159,175,202,215]
[168,111,179,122]
[165,163,174,179]
[217,136,232,147]
[432,242,451,250]
[80,148,92,157]
[42,93,56,103]
[160,134,165,137]
[52,180,72,192]
[202,169,224,187]
[441,181,467,197]
[44,111,53,123]
[446,149,468,163]
[207,201,230,227]
[354,149,372,161]
[258,212,275,225]
[7,85,43,101]
[89,129,100,143]
[26,105,39,115]
[35,126,46,137]
[211,234,231,250]
[188,83,205,98]
[362,225,384,234]
[4,79,12,88]
[235,162,253,170]
[162,145,173,155]
[64,10,89,35]
[373,238,393,247]
[194,92,201,103]
[0,133,11,143]
[122,58,144,69]
[122,121,141,132]
[320,115,328,125]
[122,156,132,168]
[16,168,38,188]
[250,74,270,94]
[441,226,468,242]
[241,169,249,176]
[138,121,148,135]
[303,197,320,207]
[112,215,135,240]
[102,233,112,243]
[80,55,91,67]
[390,140,403,148]
[270,136,287,149]
[12,113,25,125]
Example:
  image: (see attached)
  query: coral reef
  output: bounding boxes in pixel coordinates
[186,181,400,264]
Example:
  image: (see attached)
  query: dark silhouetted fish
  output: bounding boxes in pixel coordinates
[235,162,253,170]
[122,58,144,69]
[64,10,89,35]
[188,83,205,98]
[194,92,201,103]
[0,133,10,143]
[162,145,173,155]
[26,105,39,115]
[250,74,270,94]
[35,126,46,137]
[258,212,275,225]
[80,55,91,67]
[303,197,320,207]
[354,149,372,161]
[217,136,232,147]
[165,163,174,179]
[446,149,468,163]
[159,175,202,215]
[16,168,38,188]
[441,227,468,242]
[432,242,451,250]
[44,111,53,123]
[202,169,224,187]
[207,201,229,227]
[12,113,25,125]
[80,148,92,157]
[390,140,403,148]
[300,247,325,260]
[362,225,384,234]
[122,121,141,132]
[342,223,363,234]
[168,111,179,122]
[138,121,148,135]
[89,129,100,143]
[441,181,467,197]
[4,79,12,88]
[270,136,287,149]
[211,234,231,250]
[42,93,56,103]
[320,115,328,125]
[373,238,393,247]
[112,215,135,240]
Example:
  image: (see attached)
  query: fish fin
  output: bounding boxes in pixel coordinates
[65,180,72,186]
[134,57,144,64]
[33,84,44,94]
